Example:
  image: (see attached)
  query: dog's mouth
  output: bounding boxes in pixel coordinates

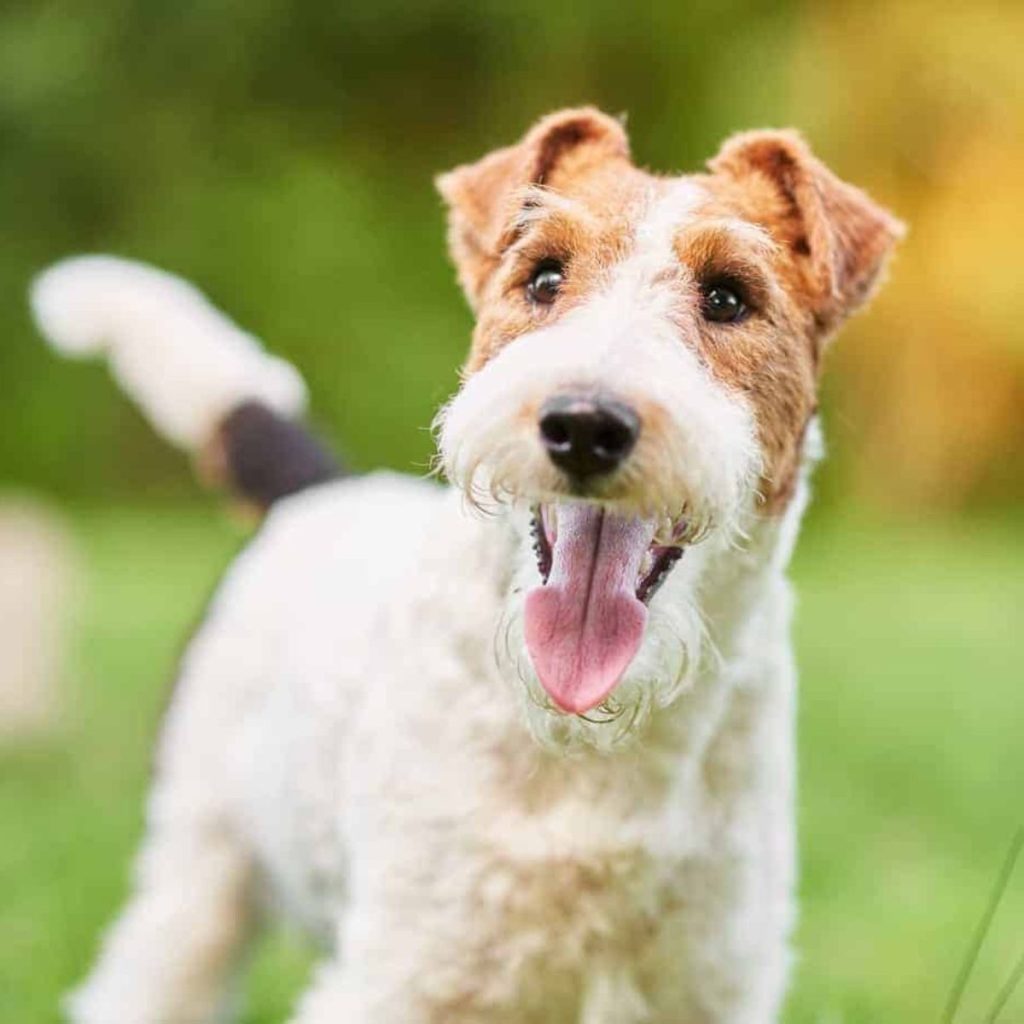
[523,504,685,715]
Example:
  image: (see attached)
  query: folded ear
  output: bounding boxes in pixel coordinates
[710,130,905,327]
[436,107,630,307]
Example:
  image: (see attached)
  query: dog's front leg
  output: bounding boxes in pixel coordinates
[289,961,435,1024]
[580,961,650,1024]
[288,962,372,1024]
[288,963,359,1024]
[292,961,653,1024]
[65,823,257,1024]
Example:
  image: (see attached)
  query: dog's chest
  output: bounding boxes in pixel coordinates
[475,750,705,947]
[388,761,712,1021]
[239,678,703,960]
[476,817,688,970]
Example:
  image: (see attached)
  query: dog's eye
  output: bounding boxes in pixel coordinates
[701,282,747,324]
[526,261,564,305]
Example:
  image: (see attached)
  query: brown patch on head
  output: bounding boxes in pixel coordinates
[461,164,654,373]
[436,107,634,314]
[688,131,904,509]
[670,214,818,511]
[709,129,905,333]
[438,108,655,373]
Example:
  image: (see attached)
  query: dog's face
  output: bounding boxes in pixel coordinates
[436,108,902,747]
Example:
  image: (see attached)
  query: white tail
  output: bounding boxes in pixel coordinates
[31,255,307,449]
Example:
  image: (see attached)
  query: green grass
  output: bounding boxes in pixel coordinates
[1,506,1021,1023]
[788,516,1024,1024]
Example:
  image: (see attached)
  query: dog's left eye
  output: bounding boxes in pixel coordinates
[701,282,747,324]
[526,261,564,305]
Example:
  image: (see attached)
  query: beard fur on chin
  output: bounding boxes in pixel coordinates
[496,548,707,753]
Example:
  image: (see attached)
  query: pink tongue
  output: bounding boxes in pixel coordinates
[524,506,652,714]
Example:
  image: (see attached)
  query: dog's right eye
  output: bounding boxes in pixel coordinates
[526,261,564,305]
[700,280,748,324]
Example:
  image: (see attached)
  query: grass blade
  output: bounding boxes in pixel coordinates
[982,948,1024,1023]
[941,827,1024,1024]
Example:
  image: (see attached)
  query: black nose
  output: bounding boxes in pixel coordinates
[538,394,640,481]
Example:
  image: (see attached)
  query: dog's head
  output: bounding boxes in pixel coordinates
[436,108,902,747]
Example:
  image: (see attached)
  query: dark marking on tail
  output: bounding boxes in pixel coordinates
[202,400,341,511]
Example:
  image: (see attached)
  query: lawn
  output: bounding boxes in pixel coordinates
[1,505,1021,1023]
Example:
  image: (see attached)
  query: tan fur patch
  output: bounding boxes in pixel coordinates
[700,131,904,506]
[466,165,652,373]
[670,202,820,509]
[436,108,633,310]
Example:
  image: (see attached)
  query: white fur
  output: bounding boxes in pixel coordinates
[31,256,306,448]
[68,473,807,1024]
[55,240,813,1023]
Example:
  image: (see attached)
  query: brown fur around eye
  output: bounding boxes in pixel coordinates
[464,166,650,374]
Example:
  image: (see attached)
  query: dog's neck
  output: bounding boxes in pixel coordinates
[701,474,811,664]
[682,415,820,652]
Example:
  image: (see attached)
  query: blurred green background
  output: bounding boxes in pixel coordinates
[1,1,1022,1022]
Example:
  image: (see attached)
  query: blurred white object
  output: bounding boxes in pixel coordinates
[31,255,307,449]
[0,495,77,737]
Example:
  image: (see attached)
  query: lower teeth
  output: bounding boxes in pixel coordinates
[638,552,654,579]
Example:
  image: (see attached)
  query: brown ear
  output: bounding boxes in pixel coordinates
[710,130,905,325]
[436,107,630,307]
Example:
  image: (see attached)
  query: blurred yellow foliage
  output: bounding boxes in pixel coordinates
[790,0,1024,511]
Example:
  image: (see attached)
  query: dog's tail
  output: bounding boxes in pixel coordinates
[30,255,340,511]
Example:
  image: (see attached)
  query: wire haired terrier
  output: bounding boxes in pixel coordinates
[33,108,902,1024]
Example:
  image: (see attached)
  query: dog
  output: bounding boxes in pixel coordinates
[33,108,902,1024]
